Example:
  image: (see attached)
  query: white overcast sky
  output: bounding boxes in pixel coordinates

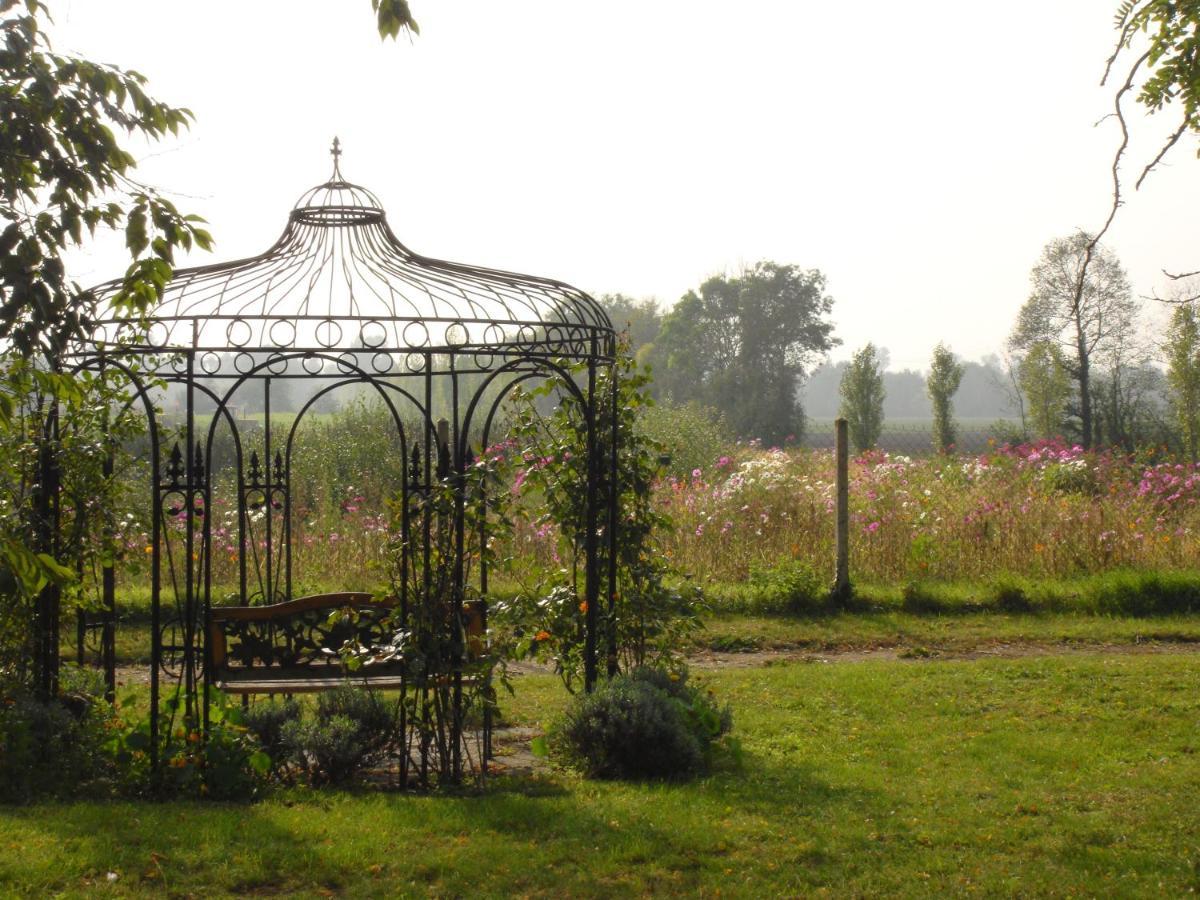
[54,0,1199,371]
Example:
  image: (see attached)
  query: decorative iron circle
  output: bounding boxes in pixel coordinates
[148,321,170,348]
[113,321,138,345]
[266,353,288,375]
[226,318,252,348]
[445,321,468,347]
[371,352,393,373]
[337,352,358,375]
[315,319,342,349]
[234,352,255,374]
[269,319,296,348]
[405,352,426,373]
[483,322,505,347]
[473,352,494,371]
[402,321,429,348]
[359,320,387,349]
[170,354,188,374]
[302,353,325,375]
[518,324,538,344]
[200,352,222,375]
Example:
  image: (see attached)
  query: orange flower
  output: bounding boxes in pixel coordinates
[535,630,551,642]
[578,601,588,614]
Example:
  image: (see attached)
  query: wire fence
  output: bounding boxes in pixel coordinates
[798,423,1005,457]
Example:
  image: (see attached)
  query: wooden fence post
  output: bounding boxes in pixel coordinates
[833,417,851,604]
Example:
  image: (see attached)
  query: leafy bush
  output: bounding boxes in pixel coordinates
[989,577,1033,613]
[748,560,827,614]
[0,671,111,803]
[1041,459,1097,495]
[550,667,732,780]
[281,685,396,785]
[242,698,302,774]
[104,693,271,800]
[627,667,732,744]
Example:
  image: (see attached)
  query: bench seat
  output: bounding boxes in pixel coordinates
[209,592,485,696]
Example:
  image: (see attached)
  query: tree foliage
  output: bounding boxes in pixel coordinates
[372,0,420,39]
[1108,2,1200,179]
[839,343,885,453]
[1018,341,1072,440]
[1165,303,1200,460]
[650,262,836,445]
[598,293,662,363]
[0,0,212,688]
[1010,232,1137,449]
[0,0,212,358]
[926,343,963,454]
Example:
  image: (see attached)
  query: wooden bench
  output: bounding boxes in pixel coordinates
[209,592,485,695]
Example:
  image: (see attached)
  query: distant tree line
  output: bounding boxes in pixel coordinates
[601,239,1200,459]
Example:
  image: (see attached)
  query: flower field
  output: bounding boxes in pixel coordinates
[658,439,1200,585]
[116,425,1200,597]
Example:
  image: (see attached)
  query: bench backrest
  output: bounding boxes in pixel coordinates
[209,593,485,672]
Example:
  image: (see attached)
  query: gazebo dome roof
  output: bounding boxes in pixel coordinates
[85,143,613,372]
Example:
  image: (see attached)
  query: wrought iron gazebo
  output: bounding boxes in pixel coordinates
[56,141,619,781]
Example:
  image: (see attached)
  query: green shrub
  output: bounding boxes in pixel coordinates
[281,685,396,785]
[242,698,302,771]
[104,693,271,800]
[1089,570,1200,616]
[282,715,369,786]
[989,577,1033,613]
[550,667,732,780]
[1041,460,1097,495]
[748,560,827,614]
[0,673,111,803]
[628,667,732,745]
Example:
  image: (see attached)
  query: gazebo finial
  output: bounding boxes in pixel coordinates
[330,136,343,179]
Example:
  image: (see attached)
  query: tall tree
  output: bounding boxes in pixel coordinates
[651,262,836,444]
[839,343,885,453]
[1009,232,1137,448]
[1164,304,1200,461]
[598,294,662,362]
[0,0,215,688]
[1018,341,1072,440]
[926,343,964,454]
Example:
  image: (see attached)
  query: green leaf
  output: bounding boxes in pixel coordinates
[125,207,148,257]
[530,735,549,758]
[248,750,272,775]
[35,552,75,582]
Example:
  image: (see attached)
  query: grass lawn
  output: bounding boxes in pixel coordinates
[698,609,1200,654]
[4,650,1199,896]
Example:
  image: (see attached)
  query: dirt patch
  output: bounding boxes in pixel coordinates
[686,639,1200,670]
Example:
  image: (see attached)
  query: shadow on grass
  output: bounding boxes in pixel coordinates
[708,568,1200,620]
[0,753,872,895]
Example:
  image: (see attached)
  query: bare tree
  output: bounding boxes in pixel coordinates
[1010,232,1138,449]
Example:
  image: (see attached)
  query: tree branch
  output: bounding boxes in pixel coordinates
[1135,117,1190,189]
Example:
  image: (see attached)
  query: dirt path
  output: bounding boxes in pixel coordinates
[110,638,1200,688]
[686,638,1200,670]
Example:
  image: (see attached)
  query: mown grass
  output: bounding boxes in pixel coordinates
[4,652,1200,897]
[705,568,1200,617]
